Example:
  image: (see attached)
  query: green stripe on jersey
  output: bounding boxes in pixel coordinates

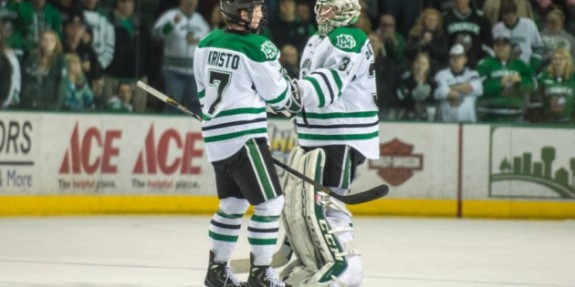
[204,128,267,143]
[198,90,205,99]
[198,29,279,62]
[203,107,266,121]
[304,76,326,107]
[329,69,343,97]
[266,85,288,104]
[303,111,378,119]
[248,238,277,245]
[246,140,276,201]
[209,231,239,242]
[341,150,351,189]
[298,131,379,141]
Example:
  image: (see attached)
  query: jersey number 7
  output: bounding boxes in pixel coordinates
[207,70,232,115]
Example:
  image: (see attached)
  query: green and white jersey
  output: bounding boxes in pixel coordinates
[194,29,293,162]
[492,18,543,70]
[537,72,575,122]
[476,56,534,117]
[296,27,380,160]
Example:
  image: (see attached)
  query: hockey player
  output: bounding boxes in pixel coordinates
[280,0,380,286]
[492,0,543,72]
[443,0,493,67]
[476,35,535,122]
[193,1,301,286]
[434,44,483,122]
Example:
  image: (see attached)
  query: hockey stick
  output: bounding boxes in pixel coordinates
[136,81,201,121]
[272,158,389,204]
[136,81,389,205]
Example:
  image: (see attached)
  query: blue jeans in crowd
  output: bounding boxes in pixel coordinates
[162,69,201,116]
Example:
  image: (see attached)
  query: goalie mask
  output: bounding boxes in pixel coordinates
[220,0,267,33]
[315,0,361,36]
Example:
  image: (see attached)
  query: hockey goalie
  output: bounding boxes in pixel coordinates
[278,0,380,286]
[280,147,364,287]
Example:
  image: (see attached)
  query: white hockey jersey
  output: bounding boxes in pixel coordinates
[296,27,380,159]
[153,9,210,75]
[492,18,543,67]
[194,29,293,162]
[83,9,115,69]
[434,67,483,122]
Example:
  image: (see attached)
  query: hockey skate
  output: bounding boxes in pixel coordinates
[247,253,291,287]
[205,251,247,287]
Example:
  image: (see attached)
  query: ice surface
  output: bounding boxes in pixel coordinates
[0,216,573,287]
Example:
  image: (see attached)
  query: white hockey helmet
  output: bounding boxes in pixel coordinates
[315,0,361,36]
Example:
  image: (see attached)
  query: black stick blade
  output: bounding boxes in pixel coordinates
[330,184,389,205]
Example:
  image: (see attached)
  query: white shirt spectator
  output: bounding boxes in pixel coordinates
[434,67,483,122]
[153,9,210,75]
[492,17,543,67]
[83,9,115,69]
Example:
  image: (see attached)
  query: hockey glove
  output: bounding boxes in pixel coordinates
[284,78,302,114]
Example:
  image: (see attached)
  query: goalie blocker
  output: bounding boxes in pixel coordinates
[280,147,363,287]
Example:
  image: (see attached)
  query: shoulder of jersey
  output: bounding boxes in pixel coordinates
[327,26,368,53]
[436,68,451,77]
[198,29,280,62]
[537,71,551,81]
[475,9,485,17]
[477,56,495,66]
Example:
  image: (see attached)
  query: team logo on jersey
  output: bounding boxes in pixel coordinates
[368,138,423,186]
[335,34,356,50]
[261,41,279,60]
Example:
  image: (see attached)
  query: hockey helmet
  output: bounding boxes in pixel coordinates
[220,0,267,33]
[315,0,361,36]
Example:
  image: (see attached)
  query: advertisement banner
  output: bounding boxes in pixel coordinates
[3,112,574,218]
[1,114,460,199]
[1,113,213,195]
[488,126,575,199]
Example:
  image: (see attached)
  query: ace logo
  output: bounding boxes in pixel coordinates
[60,124,121,174]
[133,125,203,175]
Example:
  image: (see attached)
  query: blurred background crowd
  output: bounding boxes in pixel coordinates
[1,0,575,124]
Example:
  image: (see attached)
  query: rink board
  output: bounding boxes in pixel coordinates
[1,112,574,218]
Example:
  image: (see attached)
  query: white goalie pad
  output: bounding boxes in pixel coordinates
[281,146,359,287]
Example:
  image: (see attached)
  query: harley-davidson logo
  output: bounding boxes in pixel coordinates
[369,138,423,186]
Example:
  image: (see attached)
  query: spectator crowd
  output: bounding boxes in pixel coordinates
[1,0,575,124]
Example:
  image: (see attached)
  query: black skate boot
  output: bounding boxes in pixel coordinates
[247,254,291,287]
[204,251,246,287]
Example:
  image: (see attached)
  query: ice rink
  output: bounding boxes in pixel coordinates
[0,216,574,287]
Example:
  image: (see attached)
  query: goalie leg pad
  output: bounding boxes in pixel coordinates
[281,147,362,287]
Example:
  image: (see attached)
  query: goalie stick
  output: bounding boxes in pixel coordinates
[136,81,389,205]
